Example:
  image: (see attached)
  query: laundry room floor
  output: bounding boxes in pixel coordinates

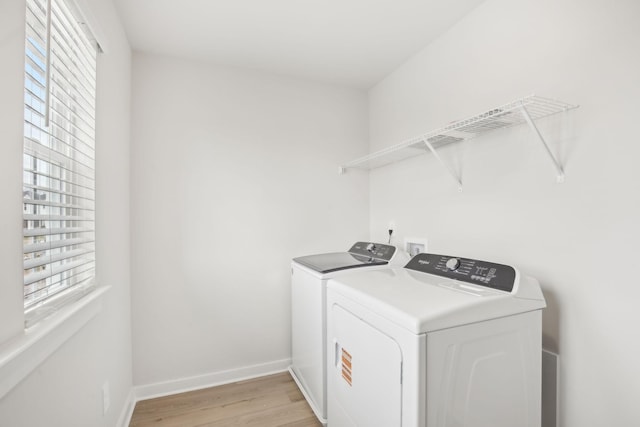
[128,372,321,426]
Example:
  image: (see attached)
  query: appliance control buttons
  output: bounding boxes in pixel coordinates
[446,258,461,271]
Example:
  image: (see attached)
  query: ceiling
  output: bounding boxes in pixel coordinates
[113,0,485,89]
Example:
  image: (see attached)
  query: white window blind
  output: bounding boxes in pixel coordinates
[23,0,97,314]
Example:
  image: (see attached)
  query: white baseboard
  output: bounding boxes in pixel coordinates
[134,358,292,402]
[116,388,136,427]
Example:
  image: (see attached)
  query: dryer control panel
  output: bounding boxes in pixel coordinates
[405,253,516,292]
[349,242,396,261]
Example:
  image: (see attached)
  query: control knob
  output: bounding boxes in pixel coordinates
[366,243,377,253]
[445,258,461,271]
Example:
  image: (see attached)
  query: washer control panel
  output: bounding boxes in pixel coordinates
[405,253,516,292]
[349,241,396,261]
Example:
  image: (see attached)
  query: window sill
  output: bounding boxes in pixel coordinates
[0,285,110,400]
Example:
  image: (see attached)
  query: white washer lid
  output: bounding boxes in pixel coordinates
[327,266,546,334]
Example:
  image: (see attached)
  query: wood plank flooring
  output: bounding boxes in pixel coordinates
[129,372,322,427]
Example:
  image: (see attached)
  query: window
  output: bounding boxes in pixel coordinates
[23,0,98,322]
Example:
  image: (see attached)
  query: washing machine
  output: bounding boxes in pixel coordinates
[327,252,546,427]
[290,241,408,425]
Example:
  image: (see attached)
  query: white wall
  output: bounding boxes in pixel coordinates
[0,0,133,425]
[130,53,369,387]
[366,0,640,426]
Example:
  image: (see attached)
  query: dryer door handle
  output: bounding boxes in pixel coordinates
[333,338,340,368]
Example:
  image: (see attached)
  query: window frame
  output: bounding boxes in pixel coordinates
[0,0,109,401]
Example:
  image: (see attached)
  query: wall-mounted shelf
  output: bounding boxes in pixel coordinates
[339,95,578,191]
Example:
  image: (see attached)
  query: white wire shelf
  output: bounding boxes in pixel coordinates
[339,95,578,190]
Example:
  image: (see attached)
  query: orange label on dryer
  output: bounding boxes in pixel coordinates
[341,348,352,386]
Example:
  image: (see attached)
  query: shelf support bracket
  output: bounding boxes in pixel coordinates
[422,139,463,192]
[520,105,565,183]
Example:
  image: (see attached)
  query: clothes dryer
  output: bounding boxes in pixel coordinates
[327,253,546,427]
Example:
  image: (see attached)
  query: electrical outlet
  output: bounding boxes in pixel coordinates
[102,381,110,415]
[404,237,428,257]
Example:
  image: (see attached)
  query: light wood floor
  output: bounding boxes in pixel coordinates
[129,372,322,427]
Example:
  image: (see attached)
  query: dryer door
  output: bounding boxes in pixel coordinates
[328,304,402,427]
